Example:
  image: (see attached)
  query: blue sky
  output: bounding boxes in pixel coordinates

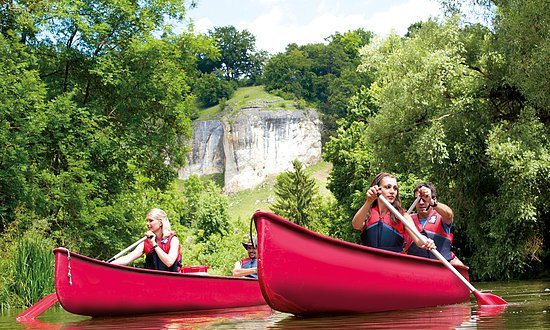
[184,0,443,54]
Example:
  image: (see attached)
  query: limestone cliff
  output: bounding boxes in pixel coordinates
[179,106,322,193]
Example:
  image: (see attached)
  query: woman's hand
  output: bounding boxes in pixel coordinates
[365,185,380,205]
[146,231,156,245]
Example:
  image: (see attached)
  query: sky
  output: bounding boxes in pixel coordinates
[184,0,444,54]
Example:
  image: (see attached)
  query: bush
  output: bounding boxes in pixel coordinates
[184,232,246,276]
[13,231,55,306]
[194,73,235,107]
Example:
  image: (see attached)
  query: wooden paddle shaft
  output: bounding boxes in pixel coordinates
[378,195,477,293]
[106,236,148,263]
[407,196,421,214]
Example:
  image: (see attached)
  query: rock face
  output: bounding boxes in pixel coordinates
[179,108,322,193]
[180,120,225,179]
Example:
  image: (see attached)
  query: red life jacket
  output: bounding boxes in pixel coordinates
[361,206,406,253]
[144,233,182,272]
[405,211,454,261]
[240,257,258,278]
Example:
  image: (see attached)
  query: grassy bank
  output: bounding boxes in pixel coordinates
[197,85,303,120]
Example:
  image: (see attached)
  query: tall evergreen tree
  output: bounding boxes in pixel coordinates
[270,160,318,228]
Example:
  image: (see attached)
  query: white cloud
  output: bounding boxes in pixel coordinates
[193,17,214,34]
[366,0,441,37]
[187,0,443,54]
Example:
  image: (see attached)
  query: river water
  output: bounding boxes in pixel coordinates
[3,280,549,329]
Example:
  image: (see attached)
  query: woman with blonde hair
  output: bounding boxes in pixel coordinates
[112,208,182,272]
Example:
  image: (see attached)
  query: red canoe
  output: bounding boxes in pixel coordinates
[53,248,266,317]
[253,211,471,316]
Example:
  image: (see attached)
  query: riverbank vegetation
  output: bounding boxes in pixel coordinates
[1,0,548,307]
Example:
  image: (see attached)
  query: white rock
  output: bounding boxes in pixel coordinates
[179,108,322,193]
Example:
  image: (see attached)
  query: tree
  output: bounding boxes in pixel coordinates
[262,29,374,140]
[493,0,550,115]
[180,176,230,242]
[0,0,212,255]
[262,48,314,99]
[325,9,550,279]
[0,34,46,231]
[270,160,319,228]
[193,72,235,107]
[201,26,263,82]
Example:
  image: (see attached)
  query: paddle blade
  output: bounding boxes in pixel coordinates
[16,293,58,322]
[473,290,508,306]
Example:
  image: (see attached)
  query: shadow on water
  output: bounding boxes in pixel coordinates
[5,280,550,329]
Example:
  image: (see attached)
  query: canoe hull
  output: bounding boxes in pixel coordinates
[253,211,471,315]
[54,248,265,317]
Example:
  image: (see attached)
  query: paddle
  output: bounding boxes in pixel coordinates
[16,293,58,322]
[407,196,421,214]
[378,194,507,306]
[106,235,149,263]
[16,236,150,322]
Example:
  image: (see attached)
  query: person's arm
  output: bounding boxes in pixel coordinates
[110,243,145,266]
[402,213,436,251]
[232,260,257,277]
[154,236,180,267]
[232,267,257,277]
[352,186,378,230]
[432,202,453,225]
[419,187,453,225]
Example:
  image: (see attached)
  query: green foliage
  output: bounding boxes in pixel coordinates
[270,160,320,229]
[263,48,314,99]
[325,9,550,279]
[195,185,231,241]
[199,26,267,82]
[180,176,230,242]
[481,107,550,278]
[184,231,246,276]
[494,0,550,112]
[0,34,45,231]
[262,28,374,134]
[194,72,235,107]
[13,231,55,306]
[218,97,228,111]
[0,0,202,251]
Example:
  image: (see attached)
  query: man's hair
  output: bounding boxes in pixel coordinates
[414,182,437,199]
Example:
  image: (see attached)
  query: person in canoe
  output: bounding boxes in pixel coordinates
[111,208,183,272]
[232,234,258,278]
[405,182,465,266]
[352,172,435,253]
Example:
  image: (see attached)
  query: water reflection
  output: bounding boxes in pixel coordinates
[8,280,550,329]
[464,305,508,329]
[21,306,275,330]
[270,304,472,329]
[21,304,479,329]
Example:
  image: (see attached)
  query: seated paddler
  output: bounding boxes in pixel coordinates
[352,172,436,253]
[111,208,182,272]
[405,182,465,266]
[232,234,258,278]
